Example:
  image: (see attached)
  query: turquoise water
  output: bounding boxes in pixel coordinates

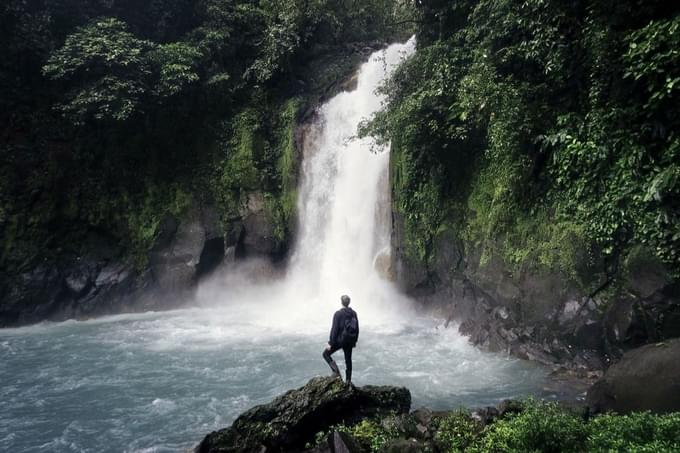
[0,306,577,453]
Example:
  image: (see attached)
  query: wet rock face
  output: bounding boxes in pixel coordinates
[0,251,155,327]
[238,191,280,257]
[149,207,206,292]
[195,376,411,453]
[149,204,230,292]
[0,204,225,327]
[587,338,680,414]
[391,206,680,374]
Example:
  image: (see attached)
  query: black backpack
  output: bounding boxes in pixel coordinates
[340,311,358,347]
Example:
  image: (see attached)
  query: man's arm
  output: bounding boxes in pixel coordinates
[329,311,340,346]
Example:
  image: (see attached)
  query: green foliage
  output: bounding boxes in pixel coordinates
[246,0,308,83]
[266,98,302,244]
[124,185,191,269]
[349,418,395,452]
[587,411,680,452]
[363,0,680,277]
[465,401,680,453]
[624,17,680,112]
[42,18,154,123]
[151,42,202,98]
[434,410,482,452]
[469,401,587,453]
[246,0,414,83]
[210,96,301,249]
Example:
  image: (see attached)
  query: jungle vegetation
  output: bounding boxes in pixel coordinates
[0,0,412,273]
[362,0,680,287]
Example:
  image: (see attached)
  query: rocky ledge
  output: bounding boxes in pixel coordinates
[195,376,410,453]
[195,373,680,453]
[194,376,527,453]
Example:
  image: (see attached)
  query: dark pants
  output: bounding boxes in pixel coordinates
[323,345,352,382]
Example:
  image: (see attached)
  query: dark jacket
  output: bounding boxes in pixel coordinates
[329,307,359,348]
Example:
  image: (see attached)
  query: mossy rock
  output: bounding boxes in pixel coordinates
[196,377,411,453]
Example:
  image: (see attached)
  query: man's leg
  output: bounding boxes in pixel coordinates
[342,346,353,384]
[323,345,342,378]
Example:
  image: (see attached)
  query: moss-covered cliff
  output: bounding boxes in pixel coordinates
[360,0,680,372]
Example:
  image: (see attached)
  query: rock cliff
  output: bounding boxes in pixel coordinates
[391,209,680,377]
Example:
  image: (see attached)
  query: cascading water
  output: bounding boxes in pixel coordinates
[285,40,411,322]
[263,39,414,324]
[194,40,417,329]
[0,40,579,453]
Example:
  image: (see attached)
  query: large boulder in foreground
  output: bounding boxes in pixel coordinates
[587,338,680,414]
[195,376,411,453]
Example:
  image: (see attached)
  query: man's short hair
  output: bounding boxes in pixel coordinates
[341,295,350,306]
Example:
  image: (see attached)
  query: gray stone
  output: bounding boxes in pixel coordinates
[95,262,131,287]
[64,263,93,296]
[587,338,680,414]
[239,191,279,256]
[149,207,206,292]
[559,300,581,325]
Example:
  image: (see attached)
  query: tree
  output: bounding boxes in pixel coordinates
[42,18,155,123]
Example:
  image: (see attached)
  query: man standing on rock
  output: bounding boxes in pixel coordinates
[323,295,359,386]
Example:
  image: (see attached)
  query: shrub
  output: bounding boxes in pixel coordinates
[586,411,680,452]
[468,401,587,453]
[434,410,483,452]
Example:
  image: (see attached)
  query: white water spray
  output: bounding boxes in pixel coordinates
[198,39,417,328]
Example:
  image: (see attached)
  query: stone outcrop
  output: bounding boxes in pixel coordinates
[391,206,680,376]
[195,376,411,453]
[150,205,220,292]
[194,380,539,453]
[587,338,680,414]
[0,202,225,327]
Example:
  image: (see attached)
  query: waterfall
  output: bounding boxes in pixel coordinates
[285,38,417,319]
[194,39,418,332]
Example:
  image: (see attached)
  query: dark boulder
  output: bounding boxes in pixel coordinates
[604,283,680,357]
[587,338,680,414]
[195,376,411,453]
[149,207,207,292]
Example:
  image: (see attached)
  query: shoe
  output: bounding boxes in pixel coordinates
[331,370,341,379]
